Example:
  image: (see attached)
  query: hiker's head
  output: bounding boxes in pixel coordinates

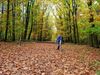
[59,33,63,36]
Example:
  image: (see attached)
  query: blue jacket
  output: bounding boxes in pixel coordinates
[56,35,62,43]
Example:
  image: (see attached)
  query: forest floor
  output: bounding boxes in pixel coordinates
[0,42,100,75]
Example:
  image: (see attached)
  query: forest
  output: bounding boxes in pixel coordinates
[0,0,100,75]
[0,0,100,47]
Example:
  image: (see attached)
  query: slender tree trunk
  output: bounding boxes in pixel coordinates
[0,2,4,40]
[72,0,79,44]
[5,0,10,41]
[35,21,37,41]
[68,3,73,43]
[2,2,4,14]
[89,34,93,46]
[72,0,76,43]
[94,34,99,48]
[40,20,43,41]
[22,2,25,25]
[23,1,31,40]
[12,1,16,41]
[66,1,73,43]
[69,13,73,43]
[39,11,44,41]
[90,16,94,47]
[28,11,34,40]
[73,16,77,43]
[67,13,71,42]
[75,4,79,43]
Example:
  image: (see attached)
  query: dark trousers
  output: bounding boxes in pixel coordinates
[57,42,61,50]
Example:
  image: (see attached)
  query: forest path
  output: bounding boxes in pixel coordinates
[0,42,100,75]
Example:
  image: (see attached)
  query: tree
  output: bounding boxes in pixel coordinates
[0,1,4,40]
[12,0,16,41]
[28,10,34,40]
[87,0,99,48]
[65,0,73,42]
[72,0,79,43]
[5,0,10,41]
[0,0,99,48]
[23,0,31,40]
[28,0,35,40]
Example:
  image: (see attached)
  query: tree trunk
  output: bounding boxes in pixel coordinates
[28,11,34,40]
[72,0,76,43]
[72,0,79,44]
[75,4,79,43]
[68,3,73,43]
[22,3,25,25]
[2,2,4,14]
[23,1,31,40]
[39,12,44,41]
[5,0,10,41]
[0,2,4,40]
[12,1,16,41]
[94,34,99,48]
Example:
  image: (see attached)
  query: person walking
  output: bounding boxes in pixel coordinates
[56,34,62,50]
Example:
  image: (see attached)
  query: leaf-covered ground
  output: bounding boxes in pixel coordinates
[0,42,100,75]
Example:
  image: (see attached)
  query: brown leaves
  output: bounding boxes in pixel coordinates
[0,42,100,75]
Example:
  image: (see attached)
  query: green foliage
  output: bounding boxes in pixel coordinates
[96,70,100,75]
[89,60,100,72]
[96,0,100,3]
[87,26,100,34]
[0,0,100,45]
